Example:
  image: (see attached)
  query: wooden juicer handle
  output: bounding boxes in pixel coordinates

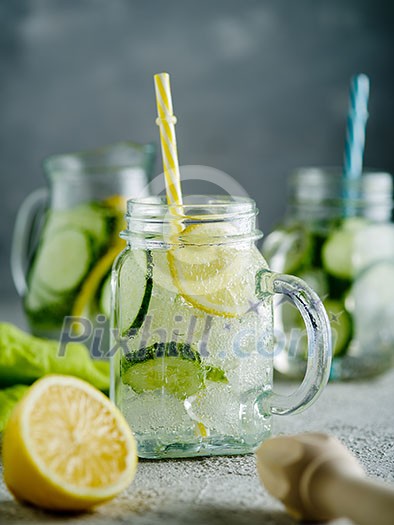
[256,433,394,525]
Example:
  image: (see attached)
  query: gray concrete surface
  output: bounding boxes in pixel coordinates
[1,360,393,524]
[0,302,393,524]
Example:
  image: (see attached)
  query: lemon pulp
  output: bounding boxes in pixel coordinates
[167,223,265,318]
[3,375,137,511]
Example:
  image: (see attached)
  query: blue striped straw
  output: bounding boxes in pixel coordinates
[343,74,370,215]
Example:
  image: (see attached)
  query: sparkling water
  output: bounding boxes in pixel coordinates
[112,244,273,458]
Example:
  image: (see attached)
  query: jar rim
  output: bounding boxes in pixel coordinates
[126,195,257,217]
[291,166,392,177]
[43,141,155,178]
[289,166,394,206]
[123,195,262,246]
[290,166,393,190]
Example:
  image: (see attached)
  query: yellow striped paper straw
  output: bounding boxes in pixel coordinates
[154,72,183,207]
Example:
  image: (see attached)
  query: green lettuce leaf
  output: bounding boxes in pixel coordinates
[0,384,29,432]
[0,323,109,391]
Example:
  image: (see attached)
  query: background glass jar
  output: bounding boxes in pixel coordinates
[262,167,394,380]
[111,195,331,459]
[11,141,155,338]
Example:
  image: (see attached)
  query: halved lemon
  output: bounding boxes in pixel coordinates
[167,223,264,318]
[2,375,137,511]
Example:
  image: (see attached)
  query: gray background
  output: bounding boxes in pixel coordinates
[1,0,394,299]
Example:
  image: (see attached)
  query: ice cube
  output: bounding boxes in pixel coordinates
[226,353,272,395]
[185,382,242,436]
[121,387,195,437]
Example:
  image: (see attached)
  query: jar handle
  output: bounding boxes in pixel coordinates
[256,268,332,416]
[10,188,48,296]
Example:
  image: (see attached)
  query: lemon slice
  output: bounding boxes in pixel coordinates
[103,194,128,212]
[104,194,128,247]
[71,196,127,324]
[2,375,137,511]
[168,223,263,318]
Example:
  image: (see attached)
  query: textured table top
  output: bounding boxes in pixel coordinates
[0,301,393,524]
[1,367,394,525]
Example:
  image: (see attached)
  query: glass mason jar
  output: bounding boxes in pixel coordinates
[11,141,155,339]
[111,195,331,459]
[262,168,394,381]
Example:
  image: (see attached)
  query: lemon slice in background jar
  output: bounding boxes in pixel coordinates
[167,223,264,318]
[71,195,127,322]
[2,375,137,512]
[71,244,121,320]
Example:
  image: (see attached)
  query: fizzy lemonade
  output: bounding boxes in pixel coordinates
[111,209,275,458]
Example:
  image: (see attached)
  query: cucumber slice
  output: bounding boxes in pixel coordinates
[353,224,394,274]
[297,268,328,298]
[44,203,114,252]
[324,299,352,357]
[121,342,227,399]
[118,249,153,336]
[24,283,73,331]
[322,229,353,279]
[33,229,92,293]
[263,226,311,274]
[322,218,367,279]
[352,261,394,324]
[205,365,228,383]
[281,298,351,357]
[99,273,112,318]
[342,217,369,232]
[25,281,63,312]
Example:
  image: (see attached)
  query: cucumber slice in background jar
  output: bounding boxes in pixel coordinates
[323,299,352,357]
[281,297,351,358]
[44,203,112,252]
[351,261,394,359]
[262,225,311,274]
[25,280,66,313]
[32,229,93,294]
[99,273,112,318]
[24,284,73,329]
[297,268,328,298]
[352,223,394,275]
[321,218,368,279]
[352,261,394,329]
